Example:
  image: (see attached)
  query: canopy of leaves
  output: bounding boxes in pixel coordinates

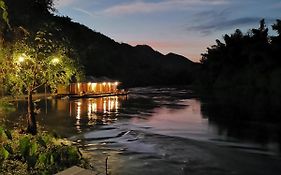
[200,19,281,96]
[1,30,82,95]
[0,0,9,25]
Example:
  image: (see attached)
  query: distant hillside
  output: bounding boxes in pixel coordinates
[4,0,199,87]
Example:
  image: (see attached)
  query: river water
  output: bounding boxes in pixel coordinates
[2,87,281,175]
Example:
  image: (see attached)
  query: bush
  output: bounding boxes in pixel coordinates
[0,100,15,113]
[0,126,90,175]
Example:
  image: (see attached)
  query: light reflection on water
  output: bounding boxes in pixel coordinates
[2,96,126,136]
[2,87,281,174]
[2,87,281,155]
[68,96,124,133]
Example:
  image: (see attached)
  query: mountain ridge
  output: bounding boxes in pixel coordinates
[5,0,198,87]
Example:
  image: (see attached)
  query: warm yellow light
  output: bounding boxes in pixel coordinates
[91,83,97,91]
[51,57,60,64]
[17,54,26,63]
[115,82,119,86]
[76,101,81,120]
[103,82,106,86]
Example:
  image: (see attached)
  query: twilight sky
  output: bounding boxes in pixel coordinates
[54,0,281,62]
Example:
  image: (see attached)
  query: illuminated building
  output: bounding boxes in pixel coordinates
[56,76,125,96]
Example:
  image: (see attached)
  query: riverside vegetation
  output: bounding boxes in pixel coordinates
[0,126,90,175]
[198,19,281,122]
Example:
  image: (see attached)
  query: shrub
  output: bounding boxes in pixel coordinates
[0,126,90,175]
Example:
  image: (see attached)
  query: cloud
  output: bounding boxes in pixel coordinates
[187,16,275,35]
[72,7,95,17]
[270,1,281,9]
[54,0,77,8]
[129,40,188,49]
[101,0,228,16]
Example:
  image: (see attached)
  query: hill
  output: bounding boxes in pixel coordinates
[4,0,198,87]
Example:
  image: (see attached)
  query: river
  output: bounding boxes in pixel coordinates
[2,87,281,175]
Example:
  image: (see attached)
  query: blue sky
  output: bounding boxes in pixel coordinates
[54,0,281,62]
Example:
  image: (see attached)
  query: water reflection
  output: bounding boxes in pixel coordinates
[68,97,123,133]
[200,95,281,154]
[1,87,281,155]
[72,96,120,117]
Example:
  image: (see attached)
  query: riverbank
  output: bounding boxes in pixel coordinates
[0,126,92,175]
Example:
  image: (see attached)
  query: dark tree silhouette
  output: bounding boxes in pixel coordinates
[200,19,281,107]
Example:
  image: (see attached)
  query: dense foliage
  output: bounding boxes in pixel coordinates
[0,29,82,134]
[200,19,281,96]
[198,19,281,122]
[0,126,89,175]
[5,31,82,95]
[0,0,84,134]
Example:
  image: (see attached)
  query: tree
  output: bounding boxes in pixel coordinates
[2,30,82,134]
[0,0,10,45]
[272,19,281,44]
[0,0,9,25]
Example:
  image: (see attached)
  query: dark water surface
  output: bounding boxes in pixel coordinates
[1,87,281,175]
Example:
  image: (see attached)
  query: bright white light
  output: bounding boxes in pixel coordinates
[51,57,60,64]
[76,101,81,120]
[103,100,107,113]
[115,82,119,86]
[18,56,25,63]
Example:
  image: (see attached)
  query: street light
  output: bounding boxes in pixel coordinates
[18,56,25,63]
[17,54,27,63]
[51,57,60,64]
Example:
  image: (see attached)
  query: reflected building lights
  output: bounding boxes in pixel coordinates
[88,103,92,117]
[108,98,111,112]
[76,101,81,120]
[70,96,123,126]
[103,100,107,114]
[92,102,97,113]
[76,101,82,132]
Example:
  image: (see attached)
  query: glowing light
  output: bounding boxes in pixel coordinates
[51,57,60,64]
[76,101,82,132]
[88,102,92,117]
[103,100,106,113]
[108,98,111,111]
[91,83,97,91]
[76,101,81,120]
[17,54,27,63]
[92,102,97,113]
[77,83,81,93]
[110,100,115,111]
[103,82,106,86]
[115,97,119,112]
[18,56,25,63]
[115,82,119,86]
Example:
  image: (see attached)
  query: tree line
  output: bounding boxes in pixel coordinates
[200,19,281,97]
[198,19,281,122]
